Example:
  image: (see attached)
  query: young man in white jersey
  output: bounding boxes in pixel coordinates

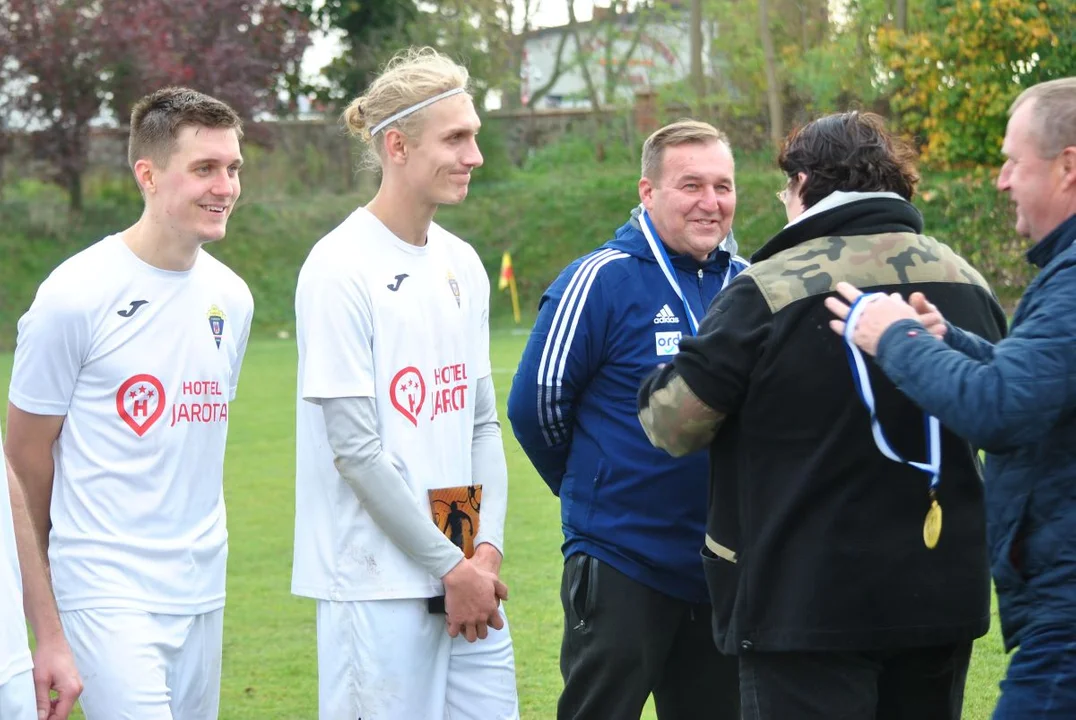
[293,47,518,719]
[4,87,254,719]
[1,433,82,720]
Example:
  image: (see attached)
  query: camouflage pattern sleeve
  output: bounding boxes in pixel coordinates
[638,369,725,457]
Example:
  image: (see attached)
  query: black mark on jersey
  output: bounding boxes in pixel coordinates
[387,274,409,292]
[117,300,149,317]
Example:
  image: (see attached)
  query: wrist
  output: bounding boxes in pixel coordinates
[440,555,467,583]
[473,543,503,574]
[877,318,924,361]
[31,625,68,650]
[473,539,503,558]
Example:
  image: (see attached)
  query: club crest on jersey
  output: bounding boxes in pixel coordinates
[390,366,427,426]
[116,374,166,436]
[446,269,460,307]
[206,305,226,349]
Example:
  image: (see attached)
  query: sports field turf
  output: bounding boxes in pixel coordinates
[1,330,1008,718]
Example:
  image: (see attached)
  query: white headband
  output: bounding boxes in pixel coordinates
[371,87,466,136]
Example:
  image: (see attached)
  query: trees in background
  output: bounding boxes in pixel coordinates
[0,0,309,210]
[109,0,310,126]
[288,0,417,110]
[693,0,1071,160]
[294,0,1069,165]
[880,0,1074,166]
[0,0,116,210]
[2,0,1072,206]
[292,0,541,113]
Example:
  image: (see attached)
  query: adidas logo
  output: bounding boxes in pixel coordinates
[653,304,680,324]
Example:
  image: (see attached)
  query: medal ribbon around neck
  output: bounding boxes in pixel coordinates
[639,206,733,337]
[843,293,943,546]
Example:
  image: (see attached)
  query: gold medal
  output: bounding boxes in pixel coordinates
[923,498,942,549]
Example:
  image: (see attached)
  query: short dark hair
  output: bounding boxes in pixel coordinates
[129,87,243,169]
[778,111,920,209]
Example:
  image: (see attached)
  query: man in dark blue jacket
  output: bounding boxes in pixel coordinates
[507,120,746,720]
[829,77,1076,718]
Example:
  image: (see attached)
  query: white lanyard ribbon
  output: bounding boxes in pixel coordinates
[843,293,941,490]
[639,207,733,336]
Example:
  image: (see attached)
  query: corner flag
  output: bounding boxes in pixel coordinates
[499,251,521,324]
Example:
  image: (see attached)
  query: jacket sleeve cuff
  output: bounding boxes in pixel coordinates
[876,318,930,379]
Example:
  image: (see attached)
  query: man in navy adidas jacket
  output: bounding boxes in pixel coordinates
[508,120,746,720]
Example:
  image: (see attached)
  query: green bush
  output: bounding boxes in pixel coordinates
[915,168,1029,307]
[0,161,1029,350]
[470,117,517,185]
[521,129,638,174]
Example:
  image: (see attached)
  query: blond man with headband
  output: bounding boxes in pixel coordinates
[293,47,518,719]
[5,87,254,719]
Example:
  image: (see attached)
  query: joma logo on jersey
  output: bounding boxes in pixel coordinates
[655,331,682,356]
[117,300,149,318]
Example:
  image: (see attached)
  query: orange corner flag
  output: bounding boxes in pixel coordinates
[498,251,521,324]
[498,251,514,291]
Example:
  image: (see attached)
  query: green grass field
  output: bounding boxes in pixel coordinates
[1,331,1008,719]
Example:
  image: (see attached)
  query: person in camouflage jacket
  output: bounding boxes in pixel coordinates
[638,111,1008,720]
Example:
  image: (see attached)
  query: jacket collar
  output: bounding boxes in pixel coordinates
[607,205,734,274]
[753,197,924,263]
[1026,214,1076,269]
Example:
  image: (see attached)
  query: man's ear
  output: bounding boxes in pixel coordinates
[639,176,655,208]
[383,128,408,166]
[1059,146,1076,191]
[133,158,156,195]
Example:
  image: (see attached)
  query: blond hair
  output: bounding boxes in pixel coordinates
[641,120,731,183]
[129,87,242,169]
[343,47,471,169]
[1010,77,1076,158]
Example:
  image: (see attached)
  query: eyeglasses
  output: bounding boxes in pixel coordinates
[776,177,795,203]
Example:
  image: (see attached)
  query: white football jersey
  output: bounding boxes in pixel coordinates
[293,208,491,601]
[8,234,253,614]
[0,434,33,686]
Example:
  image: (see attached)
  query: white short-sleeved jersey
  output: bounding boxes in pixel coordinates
[0,435,33,687]
[8,234,254,614]
[292,208,491,602]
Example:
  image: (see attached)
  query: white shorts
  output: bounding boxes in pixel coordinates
[316,598,519,720]
[60,607,224,720]
[0,670,36,720]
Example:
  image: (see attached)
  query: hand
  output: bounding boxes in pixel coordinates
[471,543,504,578]
[442,558,507,643]
[32,637,82,720]
[824,282,920,356]
[909,292,947,340]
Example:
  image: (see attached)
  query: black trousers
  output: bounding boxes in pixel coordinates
[739,641,973,720]
[557,553,740,720]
